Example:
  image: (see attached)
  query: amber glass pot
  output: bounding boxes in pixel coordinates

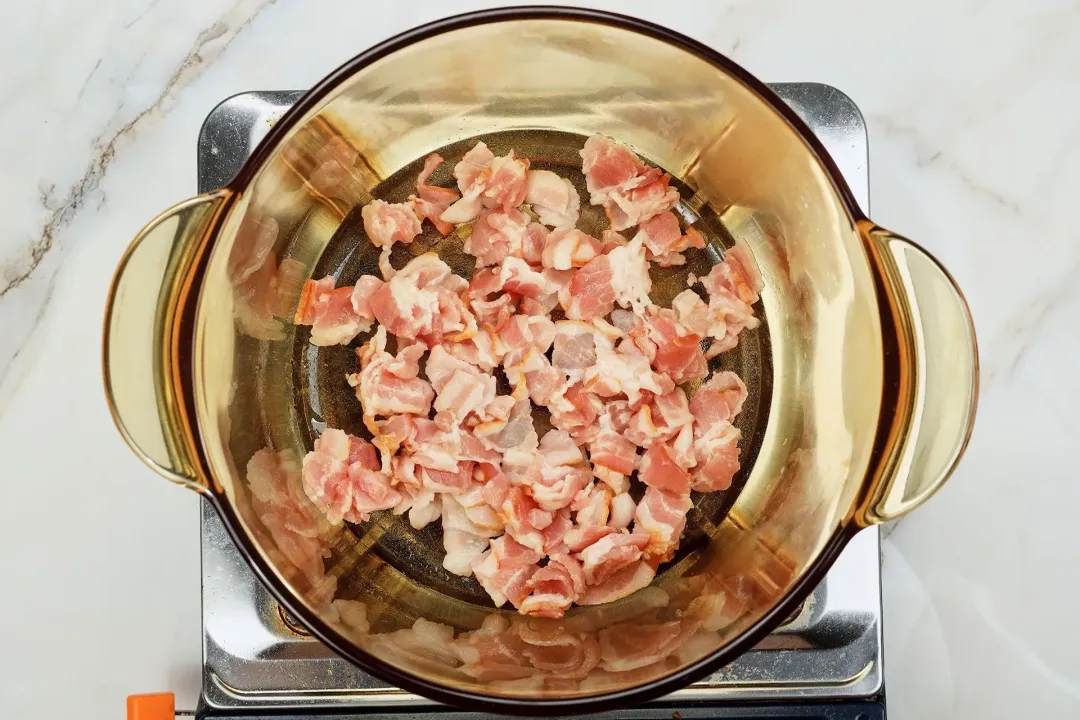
[103,8,977,713]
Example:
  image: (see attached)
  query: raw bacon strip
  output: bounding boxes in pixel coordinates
[572,481,612,527]
[301,428,401,525]
[483,150,529,211]
[361,199,422,250]
[580,134,647,205]
[465,208,530,267]
[472,535,542,609]
[347,327,435,421]
[580,134,679,230]
[562,255,616,321]
[638,442,692,495]
[690,371,748,433]
[441,494,493,576]
[541,229,603,270]
[441,142,495,224]
[293,276,376,346]
[525,169,581,229]
[577,560,655,605]
[519,553,586,618]
[577,530,649,586]
[409,154,460,236]
[692,423,742,493]
[633,487,692,562]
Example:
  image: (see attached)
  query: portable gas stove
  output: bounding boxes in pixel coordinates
[193,84,885,719]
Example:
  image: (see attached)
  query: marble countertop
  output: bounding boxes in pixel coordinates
[1,1,1076,718]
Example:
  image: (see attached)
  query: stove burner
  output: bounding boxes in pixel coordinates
[196,85,883,718]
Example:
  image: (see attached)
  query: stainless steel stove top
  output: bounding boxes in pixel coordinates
[196,84,882,716]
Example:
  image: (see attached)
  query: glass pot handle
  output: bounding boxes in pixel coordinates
[102,192,230,493]
[857,223,979,525]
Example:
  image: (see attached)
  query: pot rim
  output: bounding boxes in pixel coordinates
[203,6,872,713]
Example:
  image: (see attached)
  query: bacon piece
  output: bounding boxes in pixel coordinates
[672,287,756,358]
[293,276,375,346]
[525,169,581,229]
[367,253,457,343]
[572,481,612,527]
[604,169,680,231]
[302,428,401,525]
[579,134,679,230]
[578,560,656,605]
[547,382,604,443]
[702,241,762,305]
[584,341,670,404]
[424,345,500,426]
[361,199,422,250]
[563,255,617,321]
[409,154,460,236]
[441,494,494,576]
[564,523,617,553]
[690,371,747,432]
[498,314,557,367]
[472,535,542,609]
[580,134,647,205]
[633,487,692,562]
[541,228,603,270]
[506,348,563,407]
[541,508,573,555]
[441,142,495,224]
[519,553,586,619]
[500,486,551,554]
[638,442,692,495]
[631,305,707,384]
[692,423,742,492]
[347,327,434,420]
[636,212,707,266]
[532,460,591,513]
[465,208,530,267]
[577,531,649,585]
[484,150,530,211]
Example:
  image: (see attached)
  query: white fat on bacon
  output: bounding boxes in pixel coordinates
[525,169,581,229]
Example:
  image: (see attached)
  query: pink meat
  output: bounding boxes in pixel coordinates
[638,442,692,495]
[361,199,422,249]
[690,371,748,433]
[525,168,581,229]
[633,487,692,562]
[472,535,542,609]
[519,553,586,619]
[409,153,460,236]
[541,228,603,270]
[563,255,616,321]
[577,530,649,586]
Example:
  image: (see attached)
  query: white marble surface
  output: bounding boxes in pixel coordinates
[0,1,1076,718]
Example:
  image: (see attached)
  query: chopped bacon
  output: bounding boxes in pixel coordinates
[499,314,557,367]
[691,371,748,432]
[409,154,460,236]
[472,535,542,609]
[578,560,655,605]
[633,487,692,562]
[605,169,680,231]
[301,428,401,525]
[631,305,707,384]
[541,229,603,270]
[441,142,495,224]
[368,253,458,343]
[465,208,529,267]
[293,276,375,346]
[577,530,649,586]
[525,169,581,229]
[638,442,692,494]
[580,134,647,205]
[441,494,493,576]
[562,254,616,321]
[692,423,742,492]
[551,321,601,372]
[580,134,679,230]
[702,241,763,305]
[361,199,422,249]
[584,341,670,404]
[565,523,617,553]
[572,481,612,527]
[500,485,551,554]
[484,150,529,211]
[348,327,434,420]
[541,508,573,555]
[548,382,604,443]
[636,212,706,266]
[519,553,585,618]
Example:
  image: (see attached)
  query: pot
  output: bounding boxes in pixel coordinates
[103,7,977,714]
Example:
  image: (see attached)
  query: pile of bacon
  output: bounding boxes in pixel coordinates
[292,135,762,619]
